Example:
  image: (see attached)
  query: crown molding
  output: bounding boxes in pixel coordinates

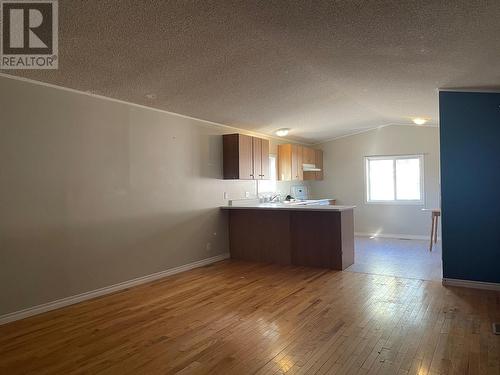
[0,73,310,145]
[312,122,439,145]
[311,125,389,145]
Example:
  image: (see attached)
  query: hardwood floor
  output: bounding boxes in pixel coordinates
[346,237,443,281]
[0,260,499,374]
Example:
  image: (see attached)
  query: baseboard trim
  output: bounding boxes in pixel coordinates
[355,232,440,241]
[442,278,500,291]
[0,253,230,326]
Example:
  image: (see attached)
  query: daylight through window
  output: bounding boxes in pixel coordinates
[365,155,423,203]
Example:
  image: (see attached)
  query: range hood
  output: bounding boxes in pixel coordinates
[303,163,322,172]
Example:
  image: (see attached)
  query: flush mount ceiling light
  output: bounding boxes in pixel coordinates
[412,117,428,125]
[275,128,290,137]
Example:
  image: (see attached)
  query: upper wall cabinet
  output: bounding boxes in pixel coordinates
[278,144,323,181]
[302,147,315,165]
[252,137,270,180]
[278,144,302,181]
[304,149,323,181]
[223,134,270,180]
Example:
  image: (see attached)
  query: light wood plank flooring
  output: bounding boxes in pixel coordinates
[0,260,499,374]
[346,237,443,281]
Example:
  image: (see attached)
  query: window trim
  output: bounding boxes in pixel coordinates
[364,154,425,205]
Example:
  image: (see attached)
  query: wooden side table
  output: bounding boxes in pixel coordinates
[422,208,441,251]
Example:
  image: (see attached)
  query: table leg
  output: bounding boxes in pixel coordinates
[429,214,435,251]
[434,215,438,244]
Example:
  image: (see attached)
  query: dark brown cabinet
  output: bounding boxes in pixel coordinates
[225,207,354,270]
[223,134,269,180]
[260,138,270,179]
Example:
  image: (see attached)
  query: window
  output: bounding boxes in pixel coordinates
[365,155,424,204]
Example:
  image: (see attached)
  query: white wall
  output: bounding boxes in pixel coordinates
[310,125,440,238]
[0,75,298,315]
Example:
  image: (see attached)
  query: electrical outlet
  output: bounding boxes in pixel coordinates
[245,191,250,198]
[206,242,212,251]
[223,192,229,200]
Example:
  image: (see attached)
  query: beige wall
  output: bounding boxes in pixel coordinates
[0,76,297,315]
[310,125,440,237]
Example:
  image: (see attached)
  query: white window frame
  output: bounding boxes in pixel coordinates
[364,154,425,205]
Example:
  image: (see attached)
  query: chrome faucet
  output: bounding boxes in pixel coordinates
[269,194,280,202]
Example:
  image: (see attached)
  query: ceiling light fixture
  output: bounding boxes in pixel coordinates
[275,128,290,137]
[412,117,428,125]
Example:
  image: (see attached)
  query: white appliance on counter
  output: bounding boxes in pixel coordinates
[291,185,310,200]
[287,185,332,206]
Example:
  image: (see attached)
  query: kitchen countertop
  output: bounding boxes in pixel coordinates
[220,202,355,212]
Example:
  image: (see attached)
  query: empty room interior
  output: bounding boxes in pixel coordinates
[1,1,499,374]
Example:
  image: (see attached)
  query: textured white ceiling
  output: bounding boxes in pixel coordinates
[3,0,500,142]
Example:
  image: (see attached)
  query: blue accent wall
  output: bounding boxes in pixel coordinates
[439,91,500,283]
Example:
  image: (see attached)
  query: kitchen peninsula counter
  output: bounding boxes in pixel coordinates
[221,202,355,212]
[221,204,355,270]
